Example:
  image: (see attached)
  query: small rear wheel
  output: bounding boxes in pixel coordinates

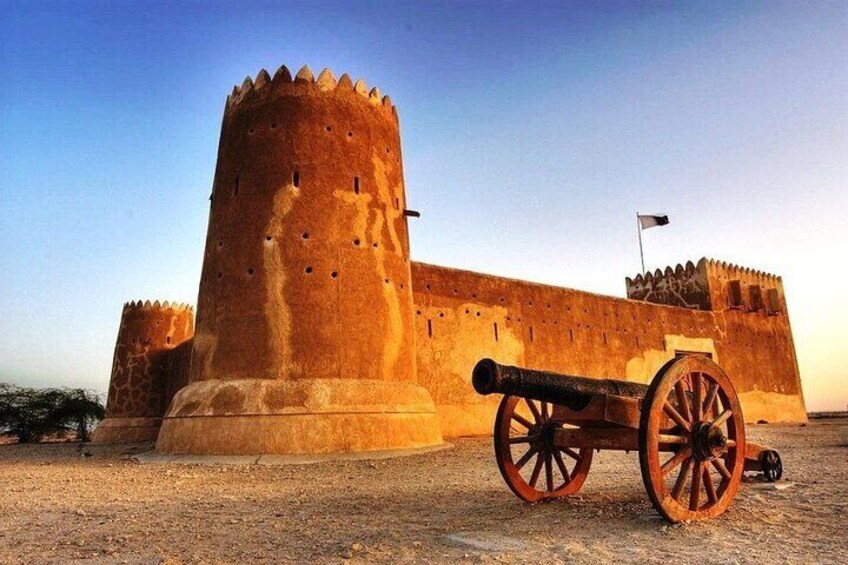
[639,355,746,522]
[761,450,783,482]
[494,395,593,502]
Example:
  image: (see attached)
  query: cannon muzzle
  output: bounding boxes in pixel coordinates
[473,358,648,409]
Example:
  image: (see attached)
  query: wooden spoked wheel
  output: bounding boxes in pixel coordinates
[639,356,746,523]
[494,395,593,502]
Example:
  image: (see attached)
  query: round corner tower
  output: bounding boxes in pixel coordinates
[156,64,443,455]
[93,300,195,443]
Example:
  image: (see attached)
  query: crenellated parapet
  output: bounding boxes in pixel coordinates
[626,258,786,315]
[225,65,397,121]
[699,258,785,315]
[122,299,193,312]
[626,260,711,310]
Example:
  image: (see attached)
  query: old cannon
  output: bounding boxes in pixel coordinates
[473,355,783,522]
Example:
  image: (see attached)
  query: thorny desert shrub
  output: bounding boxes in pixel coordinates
[0,384,105,443]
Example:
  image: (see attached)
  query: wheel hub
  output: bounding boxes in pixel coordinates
[537,422,559,452]
[693,422,727,460]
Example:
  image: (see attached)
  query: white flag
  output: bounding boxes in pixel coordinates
[638,214,670,230]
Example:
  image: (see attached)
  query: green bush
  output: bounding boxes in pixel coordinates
[0,383,105,443]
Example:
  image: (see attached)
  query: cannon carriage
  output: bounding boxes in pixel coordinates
[473,355,783,522]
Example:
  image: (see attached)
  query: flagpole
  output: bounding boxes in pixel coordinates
[636,212,645,275]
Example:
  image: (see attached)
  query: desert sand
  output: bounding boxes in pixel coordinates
[1,419,846,564]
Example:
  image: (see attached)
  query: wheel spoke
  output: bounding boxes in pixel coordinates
[553,450,571,484]
[703,466,718,504]
[725,439,737,448]
[692,373,703,422]
[675,380,692,423]
[661,447,693,476]
[515,446,538,470]
[711,457,731,480]
[560,447,581,460]
[525,399,542,423]
[658,434,689,445]
[672,458,692,502]
[545,453,554,492]
[541,401,549,422]
[689,460,702,510]
[703,383,719,420]
[509,435,532,444]
[712,409,732,428]
[664,402,692,432]
[511,413,533,430]
[528,453,544,488]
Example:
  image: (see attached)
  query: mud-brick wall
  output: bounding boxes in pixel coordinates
[189,67,416,386]
[93,301,195,444]
[104,301,195,419]
[626,260,711,310]
[411,261,806,437]
[703,260,805,423]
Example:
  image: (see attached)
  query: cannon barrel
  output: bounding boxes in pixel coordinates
[472,358,648,409]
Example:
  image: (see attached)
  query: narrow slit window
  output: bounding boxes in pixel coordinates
[493,322,499,342]
[292,171,300,187]
[529,326,534,343]
[354,176,360,194]
[748,285,764,312]
[727,280,743,309]
[427,319,433,338]
[232,174,240,198]
[766,288,781,315]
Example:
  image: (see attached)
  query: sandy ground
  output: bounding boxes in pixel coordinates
[1,419,846,564]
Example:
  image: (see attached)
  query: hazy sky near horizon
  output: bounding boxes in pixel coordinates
[1,1,845,411]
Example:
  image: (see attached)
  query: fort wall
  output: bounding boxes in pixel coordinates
[92,301,194,443]
[412,261,806,437]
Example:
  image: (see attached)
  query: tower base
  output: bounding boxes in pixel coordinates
[91,417,162,444]
[155,379,444,455]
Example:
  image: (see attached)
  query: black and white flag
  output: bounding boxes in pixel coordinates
[638,214,670,230]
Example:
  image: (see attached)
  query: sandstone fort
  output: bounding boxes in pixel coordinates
[91,64,807,454]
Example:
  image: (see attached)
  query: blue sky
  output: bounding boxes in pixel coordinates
[1,1,845,410]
